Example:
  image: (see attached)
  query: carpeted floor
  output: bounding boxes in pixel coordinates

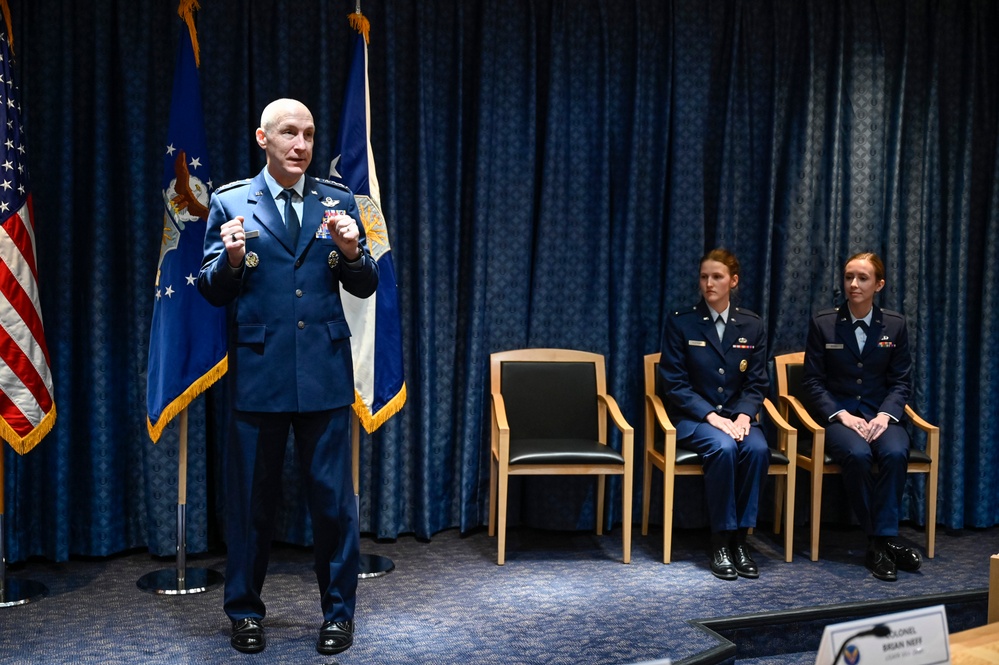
[0,523,993,664]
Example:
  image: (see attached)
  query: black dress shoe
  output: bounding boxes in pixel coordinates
[231,618,265,653]
[710,545,738,580]
[731,543,759,578]
[317,619,354,655]
[885,541,922,572]
[865,548,897,582]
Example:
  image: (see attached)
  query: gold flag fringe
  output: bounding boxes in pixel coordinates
[147,354,227,443]
[348,10,370,45]
[178,0,202,68]
[1,405,56,455]
[353,383,406,434]
[0,0,13,56]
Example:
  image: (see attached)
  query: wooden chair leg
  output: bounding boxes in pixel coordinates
[641,455,653,536]
[784,466,795,563]
[497,464,509,565]
[926,469,938,559]
[810,470,823,562]
[662,470,674,564]
[488,454,497,537]
[596,475,606,536]
[622,469,633,564]
[773,475,785,536]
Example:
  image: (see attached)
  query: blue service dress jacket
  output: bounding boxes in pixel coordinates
[801,303,911,423]
[198,169,378,412]
[658,300,769,437]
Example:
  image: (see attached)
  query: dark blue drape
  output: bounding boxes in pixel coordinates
[3,0,997,562]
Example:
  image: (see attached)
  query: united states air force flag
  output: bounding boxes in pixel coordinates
[331,11,406,432]
[146,23,226,443]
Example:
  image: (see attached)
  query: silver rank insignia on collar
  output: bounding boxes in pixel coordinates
[245,251,259,268]
[328,250,339,269]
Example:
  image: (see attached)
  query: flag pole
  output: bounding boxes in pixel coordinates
[137,407,223,594]
[353,413,394,578]
[0,444,47,607]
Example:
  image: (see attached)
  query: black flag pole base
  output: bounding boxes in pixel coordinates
[137,567,224,596]
[136,504,223,595]
[358,553,394,579]
[0,578,48,607]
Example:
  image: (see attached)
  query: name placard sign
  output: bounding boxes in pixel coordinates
[814,604,950,665]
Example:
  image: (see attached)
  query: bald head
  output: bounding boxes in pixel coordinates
[256,98,315,188]
[259,98,313,133]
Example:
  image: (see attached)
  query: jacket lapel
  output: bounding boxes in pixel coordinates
[862,305,884,359]
[835,305,863,359]
[298,178,323,254]
[250,170,296,254]
[698,300,726,357]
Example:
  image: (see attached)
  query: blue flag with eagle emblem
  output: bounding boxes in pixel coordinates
[331,10,406,432]
[146,23,226,442]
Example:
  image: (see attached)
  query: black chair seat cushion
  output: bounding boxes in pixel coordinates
[509,438,625,465]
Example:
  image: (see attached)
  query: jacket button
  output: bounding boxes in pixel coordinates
[297,321,305,329]
[296,289,303,297]
[718,368,725,374]
[717,386,724,393]
[295,259,302,268]
[857,362,863,368]
[856,378,863,384]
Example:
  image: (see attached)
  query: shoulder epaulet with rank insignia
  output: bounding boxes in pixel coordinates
[815,307,838,318]
[672,305,699,317]
[215,178,252,193]
[733,307,761,320]
[314,177,351,192]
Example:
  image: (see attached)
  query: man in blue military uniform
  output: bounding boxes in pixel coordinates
[801,252,921,582]
[199,98,378,654]
[658,250,770,580]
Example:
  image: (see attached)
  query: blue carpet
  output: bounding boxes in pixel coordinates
[0,523,993,664]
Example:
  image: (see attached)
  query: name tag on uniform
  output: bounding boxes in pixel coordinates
[825,343,844,349]
[244,230,260,239]
[688,340,706,347]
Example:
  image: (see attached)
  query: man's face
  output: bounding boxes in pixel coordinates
[256,102,315,187]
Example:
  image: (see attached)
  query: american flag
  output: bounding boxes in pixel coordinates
[0,29,56,454]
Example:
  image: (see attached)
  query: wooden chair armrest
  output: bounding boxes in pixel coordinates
[762,398,793,431]
[780,394,825,433]
[599,394,634,436]
[905,404,938,434]
[601,395,634,461]
[491,393,509,433]
[645,393,676,434]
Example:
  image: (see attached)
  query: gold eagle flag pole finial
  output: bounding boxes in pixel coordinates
[0,0,14,56]
[349,0,370,45]
[178,0,202,68]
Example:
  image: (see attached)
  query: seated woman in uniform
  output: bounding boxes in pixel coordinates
[658,249,770,580]
[801,251,921,582]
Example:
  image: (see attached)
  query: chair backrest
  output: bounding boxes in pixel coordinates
[643,352,660,400]
[774,351,806,400]
[491,349,603,440]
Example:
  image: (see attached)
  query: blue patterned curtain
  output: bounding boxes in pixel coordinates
[3,0,997,562]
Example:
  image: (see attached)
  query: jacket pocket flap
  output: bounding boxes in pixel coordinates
[237,324,267,345]
[327,319,351,341]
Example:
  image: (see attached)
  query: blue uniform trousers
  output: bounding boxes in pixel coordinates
[223,406,359,623]
[823,422,910,537]
[680,422,770,533]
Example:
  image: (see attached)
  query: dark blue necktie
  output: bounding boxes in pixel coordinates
[281,188,299,246]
